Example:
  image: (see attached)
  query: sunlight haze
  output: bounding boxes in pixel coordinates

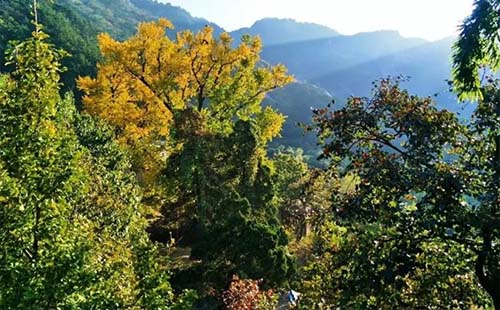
[163,0,474,41]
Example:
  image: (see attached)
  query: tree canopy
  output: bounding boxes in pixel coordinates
[78,18,292,182]
[306,78,498,308]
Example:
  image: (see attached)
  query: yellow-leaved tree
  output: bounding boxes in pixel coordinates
[78,19,293,183]
[79,19,297,291]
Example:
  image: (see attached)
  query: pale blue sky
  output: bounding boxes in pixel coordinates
[162,0,474,41]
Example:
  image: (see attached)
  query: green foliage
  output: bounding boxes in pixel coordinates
[305,78,496,308]
[0,25,92,309]
[452,0,500,100]
[165,121,296,290]
[4,2,496,309]
[272,148,309,207]
[74,114,174,309]
[272,148,311,236]
[172,290,200,310]
[0,23,173,309]
[271,148,337,242]
[0,0,100,92]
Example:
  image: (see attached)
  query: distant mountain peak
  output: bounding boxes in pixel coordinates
[250,17,336,30]
[230,17,339,46]
[351,29,428,43]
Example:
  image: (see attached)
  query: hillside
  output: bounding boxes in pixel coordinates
[259,31,455,156]
[260,33,469,154]
[265,82,333,160]
[0,0,101,90]
[130,0,225,36]
[60,0,223,39]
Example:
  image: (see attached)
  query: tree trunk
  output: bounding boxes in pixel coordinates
[494,296,500,310]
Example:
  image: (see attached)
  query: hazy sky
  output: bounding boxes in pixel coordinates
[163,0,474,41]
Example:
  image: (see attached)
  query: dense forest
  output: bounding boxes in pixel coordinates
[0,0,499,309]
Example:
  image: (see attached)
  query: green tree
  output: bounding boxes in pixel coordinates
[73,114,173,309]
[0,21,86,309]
[271,148,334,239]
[452,0,500,100]
[0,19,173,309]
[272,148,309,209]
[307,78,495,308]
[453,1,500,307]
[166,121,295,291]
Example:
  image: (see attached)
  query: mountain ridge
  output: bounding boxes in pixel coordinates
[230,17,339,46]
[312,36,456,102]
[261,30,428,83]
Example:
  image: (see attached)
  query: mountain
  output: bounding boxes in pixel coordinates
[58,0,224,40]
[0,0,102,90]
[260,34,467,161]
[230,18,339,46]
[59,0,148,40]
[312,37,461,110]
[259,31,447,159]
[130,0,225,36]
[265,82,333,160]
[262,31,427,82]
